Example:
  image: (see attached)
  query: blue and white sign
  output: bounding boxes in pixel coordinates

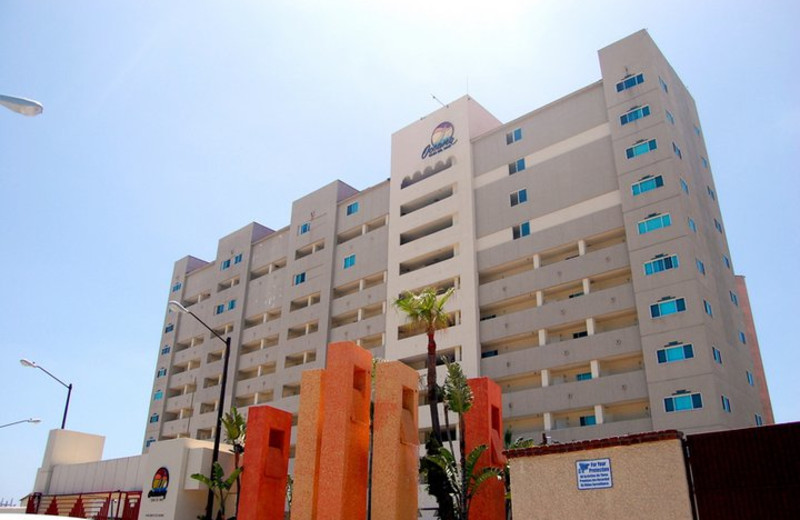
[576,458,613,490]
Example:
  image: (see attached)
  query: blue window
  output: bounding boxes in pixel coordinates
[730,291,739,306]
[299,222,311,235]
[164,324,174,333]
[707,186,716,201]
[215,304,225,315]
[146,437,156,448]
[343,254,356,269]
[228,299,236,311]
[508,158,526,174]
[703,300,713,317]
[234,254,243,264]
[221,259,231,270]
[631,175,663,196]
[172,282,182,292]
[346,201,359,215]
[481,350,499,359]
[512,222,530,240]
[657,343,694,364]
[650,297,686,318]
[149,413,160,424]
[739,330,747,344]
[644,254,679,276]
[506,128,522,144]
[688,218,697,233]
[721,395,732,413]
[712,347,722,364]
[510,188,528,206]
[153,390,163,401]
[665,110,675,125]
[620,105,651,125]
[701,157,709,169]
[161,345,171,355]
[694,125,702,136]
[294,272,306,285]
[664,392,703,413]
[746,371,755,386]
[659,76,669,93]
[616,73,644,92]
[637,213,672,235]
[157,367,167,378]
[626,139,658,159]
[576,372,593,381]
[696,259,705,275]
[579,415,597,426]
[723,255,731,269]
[714,219,723,233]
[672,142,682,159]
[680,178,689,194]
[755,414,764,426]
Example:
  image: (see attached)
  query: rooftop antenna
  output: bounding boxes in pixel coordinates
[431,94,446,108]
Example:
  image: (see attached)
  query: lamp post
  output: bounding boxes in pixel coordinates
[0,418,41,429]
[0,94,43,116]
[20,359,72,430]
[168,300,232,520]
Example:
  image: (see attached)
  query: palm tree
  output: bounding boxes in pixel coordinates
[222,407,246,519]
[393,286,455,444]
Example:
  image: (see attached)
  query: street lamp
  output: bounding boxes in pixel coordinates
[168,300,232,520]
[0,94,43,116]
[20,359,73,429]
[0,418,41,429]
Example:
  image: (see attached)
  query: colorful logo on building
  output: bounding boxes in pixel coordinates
[148,467,169,500]
[422,121,457,159]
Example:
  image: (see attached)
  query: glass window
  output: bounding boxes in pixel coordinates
[161,345,171,355]
[637,213,672,235]
[576,372,593,381]
[712,347,722,364]
[615,73,644,92]
[343,254,356,269]
[688,218,697,233]
[721,395,732,413]
[215,304,225,315]
[620,105,651,125]
[508,158,526,175]
[164,324,174,333]
[650,297,686,318]
[644,254,679,276]
[696,259,706,275]
[626,139,658,159]
[299,222,311,235]
[512,222,530,240]
[746,371,755,386]
[221,259,231,270]
[157,367,167,377]
[664,393,703,413]
[657,343,694,364]
[680,178,689,194]
[153,390,163,401]
[171,282,182,292]
[672,142,682,159]
[755,414,763,426]
[234,254,243,264]
[580,415,597,426]
[723,255,731,269]
[665,110,675,125]
[730,291,739,306]
[714,219,723,233]
[701,157,709,169]
[228,299,236,311]
[739,330,747,344]
[346,202,359,215]
[659,76,669,93]
[149,413,160,424]
[510,188,528,206]
[294,272,306,285]
[694,125,701,136]
[506,127,522,144]
[631,175,663,196]
[703,300,713,317]
[707,186,716,201]
[146,438,156,448]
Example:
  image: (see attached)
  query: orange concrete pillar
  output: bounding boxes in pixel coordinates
[371,361,419,520]
[316,341,372,520]
[465,377,506,520]
[290,369,325,520]
[238,405,293,520]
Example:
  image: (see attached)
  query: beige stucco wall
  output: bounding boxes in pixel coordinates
[509,438,692,520]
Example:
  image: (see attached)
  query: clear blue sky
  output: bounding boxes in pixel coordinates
[1,0,798,503]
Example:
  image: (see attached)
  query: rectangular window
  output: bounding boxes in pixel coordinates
[512,222,530,240]
[161,345,171,355]
[234,254,243,264]
[672,142,682,159]
[739,331,747,344]
[688,218,697,233]
[631,175,663,196]
[626,139,658,159]
[294,272,306,285]
[703,300,713,317]
[157,368,167,377]
[665,110,675,125]
[712,346,722,364]
[664,393,703,413]
[707,186,716,201]
[146,437,156,448]
[701,157,709,169]
[171,282,182,292]
[153,390,163,401]
[680,178,689,194]
[721,395,732,413]
[576,372,593,381]
[510,188,528,206]
[730,291,739,306]
[657,343,694,364]
[343,254,356,269]
[616,73,644,92]
[221,259,231,270]
[346,201,359,215]
[299,222,311,235]
[659,76,669,93]
[506,127,522,144]
[637,213,672,235]
[215,304,225,315]
[650,297,686,318]
[579,415,597,426]
[149,414,159,424]
[723,255,731,269]
[694,125,701,136]
[508,158,526,175]
[714,219,723,233]
[644,254,679,276]
[696,259,705,275]
[164,324,174,333]
[620,105,651,125]
[746,371,755,386]
[755,414,763,426]
[228,299,236,311]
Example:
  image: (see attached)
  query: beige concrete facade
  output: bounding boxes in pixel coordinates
[145,30,768,462]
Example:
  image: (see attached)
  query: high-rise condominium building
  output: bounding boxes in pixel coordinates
[144,30,770,453]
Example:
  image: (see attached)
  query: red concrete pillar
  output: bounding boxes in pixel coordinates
[371,361,419,520]
[465,377,506,520]
[290,369,325,520]
[238,405,293,520]
[316,341,373,520]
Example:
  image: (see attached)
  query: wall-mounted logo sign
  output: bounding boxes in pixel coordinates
[422,121,457,159]
[148,467,169,500]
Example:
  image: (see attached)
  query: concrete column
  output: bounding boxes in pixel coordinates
[578,239,586,256]
[541,369,550,388]
[543,412,553,431]
[533,254,541,269]
[594,404,605,425]
[586,318,596,336]
[590,360,600,379]
[583,277,591,294]
[536,291,544,307]
[538,329,547,346]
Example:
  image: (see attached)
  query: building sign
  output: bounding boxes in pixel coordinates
[421,121,457,159]
[147,467,169,500]
[576,458,612,490]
